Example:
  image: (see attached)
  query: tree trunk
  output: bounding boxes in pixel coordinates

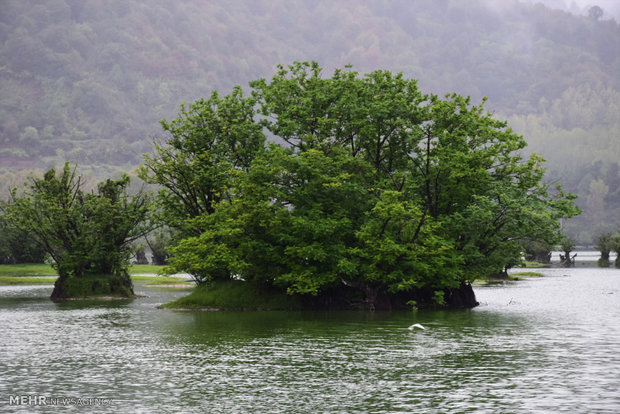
[444,282,479,308]
[559,253,576,267]
[134,250,148,265]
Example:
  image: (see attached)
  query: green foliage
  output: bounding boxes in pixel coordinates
[406,300,418,311]
[0,204,47,264]
[51,274,135,299]
[140,87,265,233]
[559,235,577,267]
[596,232,620,267]
[522,240,553,264]
[611,234,620,268]
[560,236,576,255]
[433,290,447,306]
[347,190,461,293]
[5,163,154,297]
[143,229,172,265]
[596,233,613,261]
[159,63,580,308]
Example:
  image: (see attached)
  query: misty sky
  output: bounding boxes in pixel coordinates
[521,0,620,20]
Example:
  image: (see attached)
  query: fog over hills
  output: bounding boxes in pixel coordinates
[0,0,619,242]
[521,0,620,20]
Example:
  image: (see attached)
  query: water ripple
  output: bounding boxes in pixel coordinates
[1,270,620,412]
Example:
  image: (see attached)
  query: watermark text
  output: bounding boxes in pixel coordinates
[8,395,112,406]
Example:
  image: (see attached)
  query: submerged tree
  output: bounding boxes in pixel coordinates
[154,62,580,309]
[522,240,553,264]
[7,163,153,299]
[612,234,620,268]
[559,236,577,267]
[595,232,613,267]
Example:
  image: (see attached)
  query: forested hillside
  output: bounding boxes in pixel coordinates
[1,0,619,242]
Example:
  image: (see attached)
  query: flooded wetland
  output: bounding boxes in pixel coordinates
[1,267,620,412]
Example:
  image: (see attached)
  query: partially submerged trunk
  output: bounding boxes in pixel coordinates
[559,252,576,267]
[395,282,479,310]
[443,282,479,308]
[339,278,479,310]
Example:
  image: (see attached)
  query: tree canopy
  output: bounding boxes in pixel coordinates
[144,63,580,309]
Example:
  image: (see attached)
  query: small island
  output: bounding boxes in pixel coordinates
[141,63,579,311]
[5,164,153,300]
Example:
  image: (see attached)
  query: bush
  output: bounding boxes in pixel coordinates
[51,274,134,299]
[0,210,47,264]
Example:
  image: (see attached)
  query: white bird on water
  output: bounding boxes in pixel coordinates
[408,323,426,331]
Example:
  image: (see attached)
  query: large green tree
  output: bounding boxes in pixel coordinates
[7,163,153,299]
[157,63,580,309]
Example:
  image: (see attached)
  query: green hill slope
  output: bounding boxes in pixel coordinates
[1,0,619,242]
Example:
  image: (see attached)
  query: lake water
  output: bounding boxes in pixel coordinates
[1,268,620,413]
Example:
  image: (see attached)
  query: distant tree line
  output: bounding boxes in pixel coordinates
[0,1,617,246]
[0,0,617,167]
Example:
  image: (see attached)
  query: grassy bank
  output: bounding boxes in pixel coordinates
[129,264,168,274]
[131,275,191,284]
[0,263,189,286]
[0,276,58,285]
[0,263,165,276]
[161,280,303,310]
[0,274,190,286]
[473,270,545,283]
[519,261,551,268]
[0,263,57,276]
[507,271,545,281]
[510,271,545,277]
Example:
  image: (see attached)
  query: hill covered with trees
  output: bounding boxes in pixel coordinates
[1,0,619,242]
